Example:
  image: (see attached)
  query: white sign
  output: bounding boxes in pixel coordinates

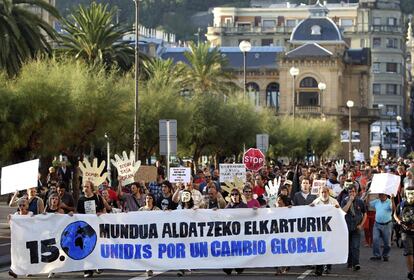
[219,164,246,183]
[370,173,400,196]
[111,151,141,186]
[311,180,327,195]
[1,159,39,195]
[10,206,348,275]
[169,167,191,183]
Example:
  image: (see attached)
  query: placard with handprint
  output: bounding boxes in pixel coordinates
[111,151,141,186]
[79,158,108,187]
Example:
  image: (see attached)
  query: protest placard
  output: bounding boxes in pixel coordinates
[134,166,158,183]
[219,164,246,183]
[79,158,107,187]
[370,173,400,196]
[10,206,348,275]
[1,159,39,195]
[111,151,141,186]
[169,167,191,183]
[311,180,327,195]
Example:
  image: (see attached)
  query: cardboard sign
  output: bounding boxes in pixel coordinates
[1,159,39,195]
[311,180,327,195]
[370,173,400,196]
[169,167,191,183]
[219,164,246,183]
[111,151,141,186]
[79,158,107,187]
[134,166,158,183]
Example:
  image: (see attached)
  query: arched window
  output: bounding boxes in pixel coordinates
[298,77,319,106]
[246,82,260,107]
[266,83,279,110]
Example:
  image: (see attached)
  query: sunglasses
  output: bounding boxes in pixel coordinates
[18,204,26,207]
[231,193,239,196]
[244,190,252,193]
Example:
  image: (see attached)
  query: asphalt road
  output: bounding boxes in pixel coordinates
[0,203,408,279]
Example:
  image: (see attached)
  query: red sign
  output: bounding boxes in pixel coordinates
[243,148,265,171]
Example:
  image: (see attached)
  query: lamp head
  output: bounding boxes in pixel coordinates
[346,100,354,108]
[239,40,252,52]
[318,82,326,91]
[289,67,299,77]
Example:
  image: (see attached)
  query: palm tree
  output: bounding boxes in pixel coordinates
[142,58,187,92]
[59,2,134,71]
[0,0,59,77]
[183,42,238,96]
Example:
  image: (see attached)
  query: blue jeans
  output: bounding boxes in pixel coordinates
[348,229,361,266]
[373,222,392,257]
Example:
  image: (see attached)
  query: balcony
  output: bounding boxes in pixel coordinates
[295,106,321,115]
[207,26,294,36]
[371,25,402,33]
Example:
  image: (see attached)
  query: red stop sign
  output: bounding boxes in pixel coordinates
[243,148,265,171]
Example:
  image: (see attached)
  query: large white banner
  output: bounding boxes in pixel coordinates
[1,159,39,195]
[11,207,348,275]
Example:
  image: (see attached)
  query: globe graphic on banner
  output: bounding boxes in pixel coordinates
[60,221,97,260]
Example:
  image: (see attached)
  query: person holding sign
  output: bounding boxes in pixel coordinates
[118,181,146,212]
[341,184,367,271]
[9,187,44,215]
[367,193,395,262]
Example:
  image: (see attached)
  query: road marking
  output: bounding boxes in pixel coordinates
[297,269,313,279]
[129,271,164,279]
[0,243,10,247]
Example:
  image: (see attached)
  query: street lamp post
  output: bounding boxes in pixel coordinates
[378,104,384,148]
[289,67,299,118]
[239,40,252,97]
[396,115,402,158]
[347,100,354,162]
[133,0,140,162]
[318,82,326,115]
[104,133,111,185]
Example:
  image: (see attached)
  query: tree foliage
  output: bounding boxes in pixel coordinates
[58,2,134,71]
[0,0,60,77]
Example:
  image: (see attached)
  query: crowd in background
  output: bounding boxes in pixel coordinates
[7,157,414,279]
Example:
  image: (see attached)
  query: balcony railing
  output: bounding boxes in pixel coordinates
[295,106,321,114]
[207,26,295,35]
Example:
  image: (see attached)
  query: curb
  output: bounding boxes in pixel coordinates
[0,223,9,229]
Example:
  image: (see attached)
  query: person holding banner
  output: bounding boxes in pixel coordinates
[77,181,106,278]
[204,183,226,209]
[243,183,260,208]
[310,185,340,275]
[8,198,34,278]
[156,181,177,210]
[341,184,367,271]
[44,193,65,214]
[172,181,204,209]
[139,193,160,211]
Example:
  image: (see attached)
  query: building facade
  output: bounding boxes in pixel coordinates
[206,0,406,157]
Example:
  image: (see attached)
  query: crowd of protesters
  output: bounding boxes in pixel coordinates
[6,157,414,279]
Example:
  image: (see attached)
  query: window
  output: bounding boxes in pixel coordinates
[386,105,398,116]
[224,17,232,26]
[388,17,397,26]
[386,63,398,73]
[246,82,260,107]
[298,77,319,106]
[286,19,296,27]
[311,25,321,35]
[261,38,273,46]
[373,83,381,95]
[373,37,381,48]
[300,77,318,88]
[340,19,353,27]
[372,63,381,73]
[386,84,398,95]
[266,83,279,109]
[262,20,276,30]
[237,23,251,32]
[360,39,366,48]
[386,38,398,48]
[373,17,381,25]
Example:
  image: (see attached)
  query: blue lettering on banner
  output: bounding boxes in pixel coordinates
[271,237,325,254]
[101,244,152,259]
[211,240,266,257]
[190,242,208,258]
[158,243,186,259]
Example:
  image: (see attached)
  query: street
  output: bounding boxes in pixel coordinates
[0,202,408,279]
